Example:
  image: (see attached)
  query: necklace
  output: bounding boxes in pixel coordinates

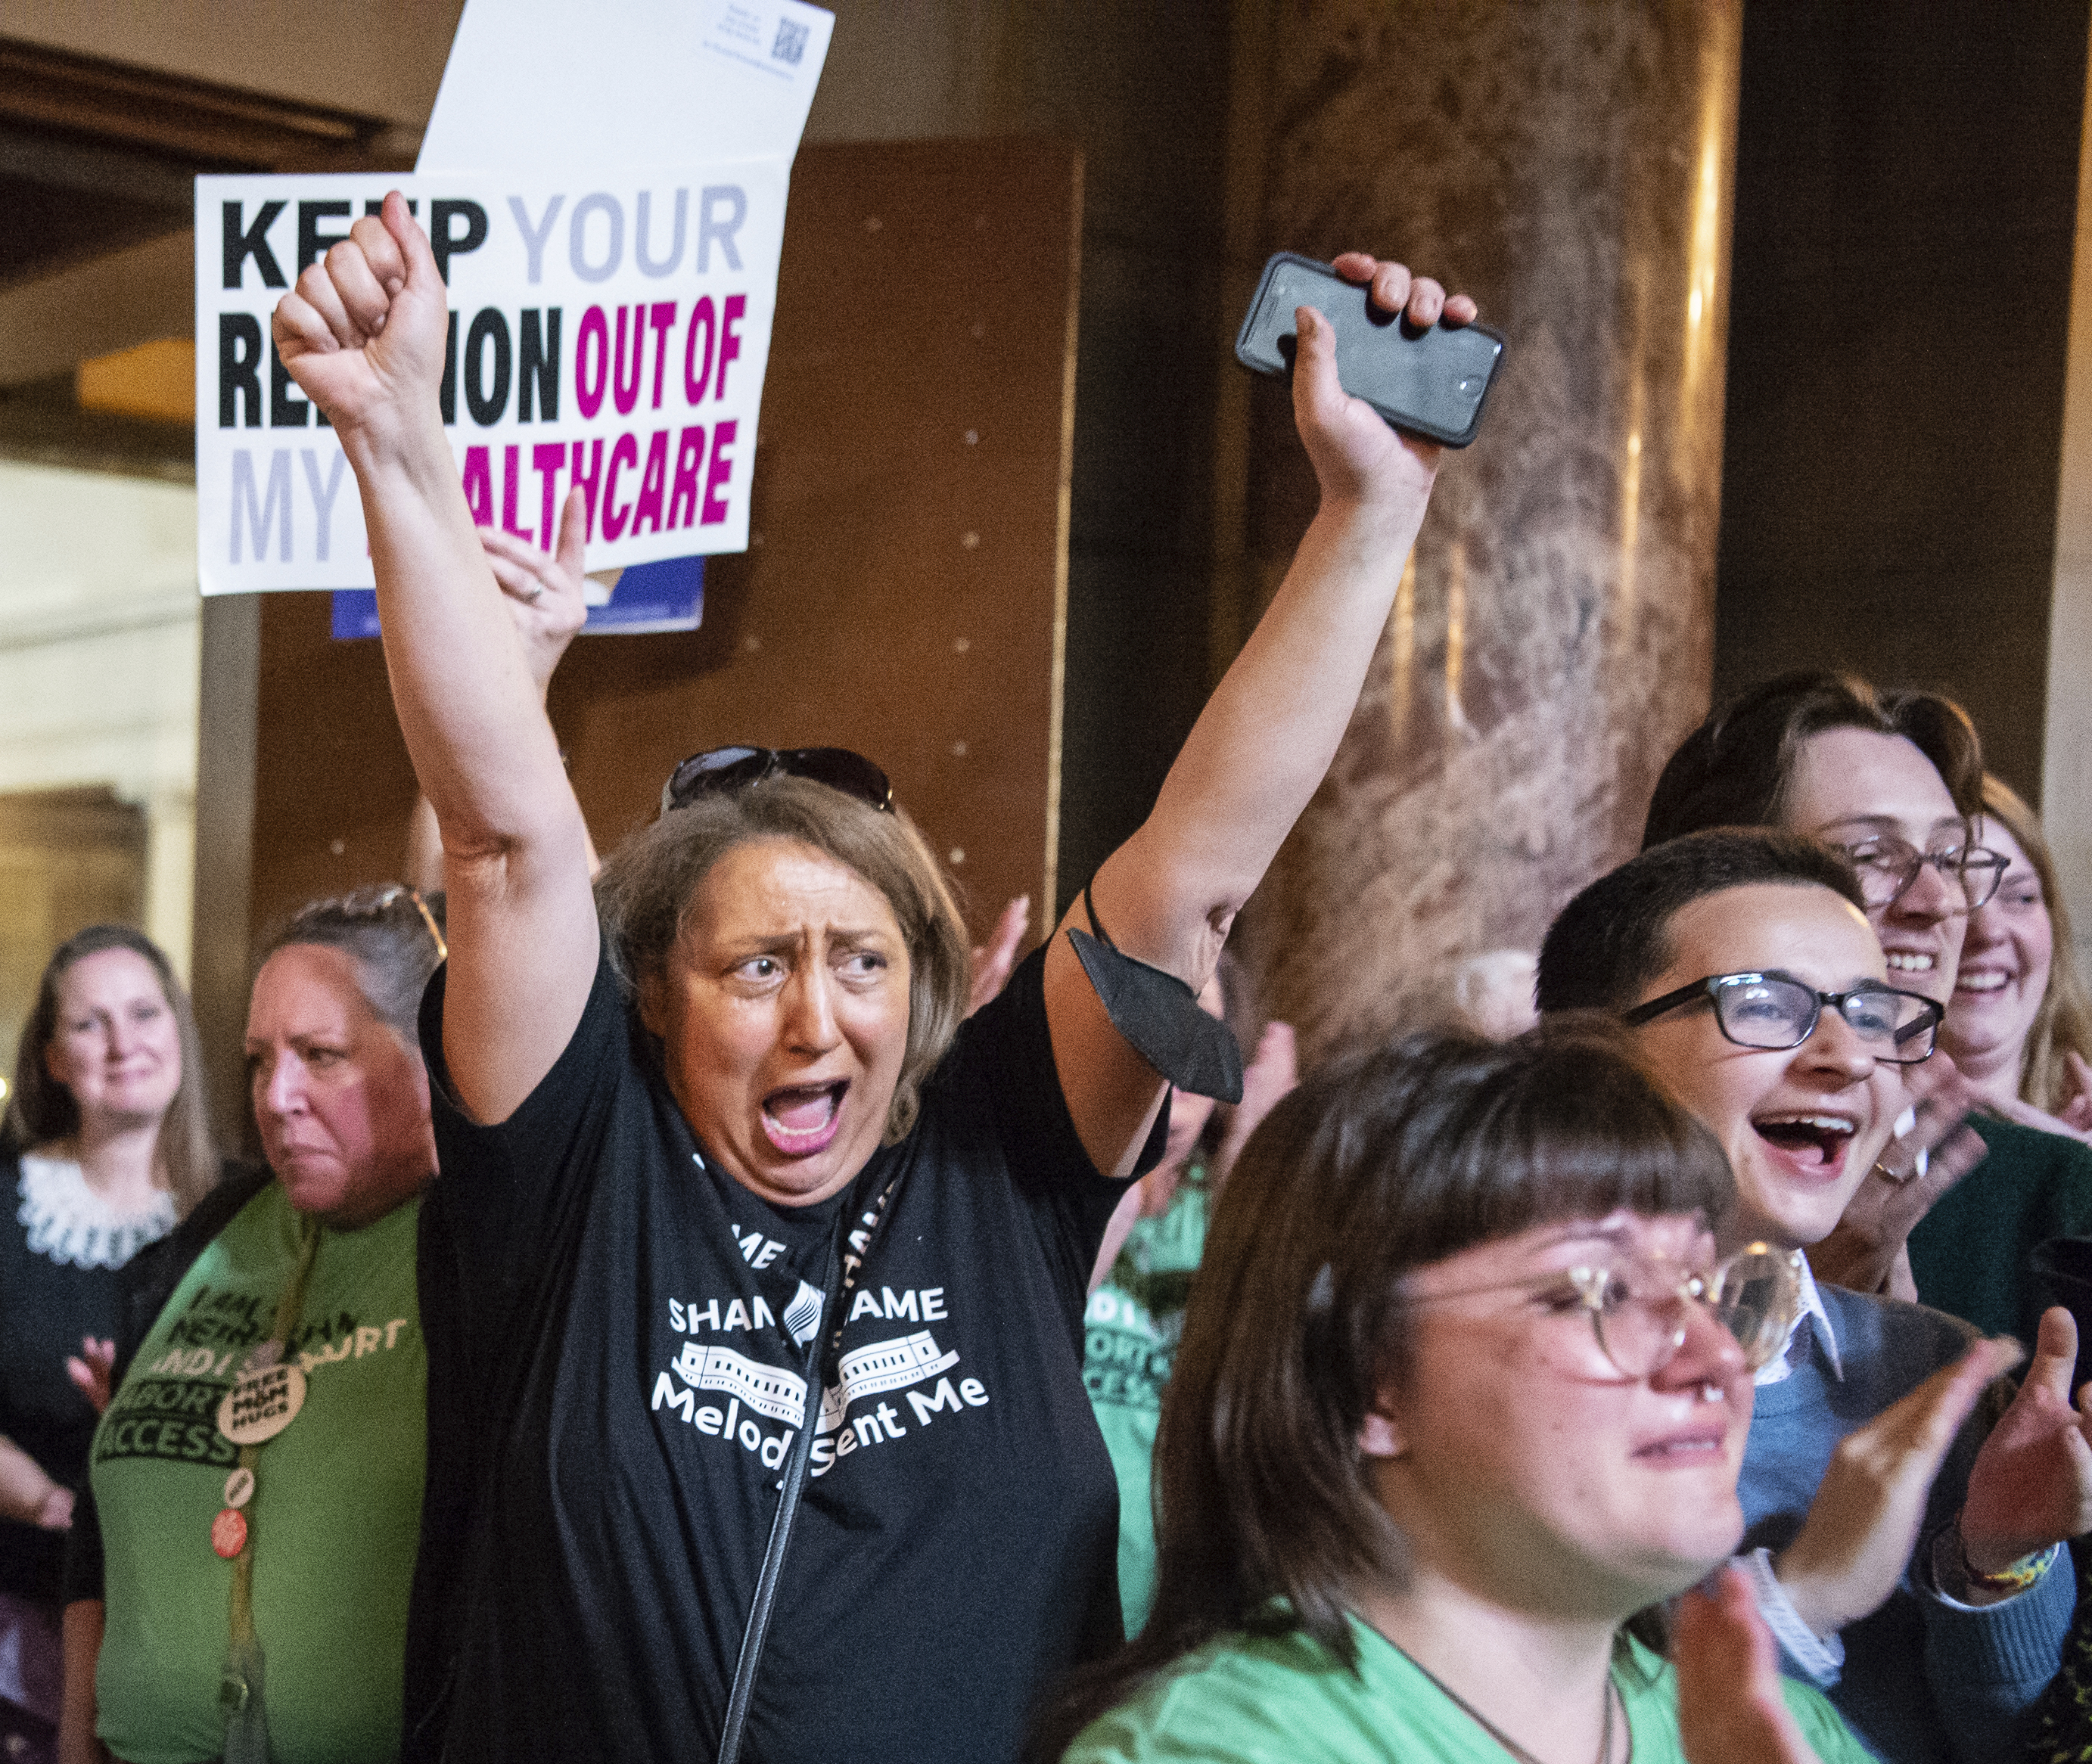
[1393,1642,1618,1764]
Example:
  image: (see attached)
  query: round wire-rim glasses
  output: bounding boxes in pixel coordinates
[1621,971,1942,1064]
[1411,1242,1803,1380]
[1832,836,2009,915]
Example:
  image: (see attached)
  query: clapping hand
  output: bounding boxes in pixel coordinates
[1214,1021,1298,1184]
[1676,1567,1827,1764]
[66,1335,115,1416]
[1992,1052,2092,1144]
[967,897,1032,1018]
[2062,1052,2092,1135]
[1773,1335,2022,1635]
[1811,1052,1984,1297]
[1960,1306,2092,1573]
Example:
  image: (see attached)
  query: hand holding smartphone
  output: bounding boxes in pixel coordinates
[1235,253,1504,448]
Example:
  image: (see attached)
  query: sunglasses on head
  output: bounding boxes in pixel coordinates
[294,884,447,962]
[660,747,894,816]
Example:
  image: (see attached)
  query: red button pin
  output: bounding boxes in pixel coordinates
[211,1508,247,1560]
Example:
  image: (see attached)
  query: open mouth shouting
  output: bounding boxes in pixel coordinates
[1752,1111,1856,1176]
[760,1081,850,1157]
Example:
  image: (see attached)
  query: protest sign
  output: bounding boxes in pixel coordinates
[330,554,705,638]
[421,0,832,173]
[406,0,830,635]
[195,161,785,595]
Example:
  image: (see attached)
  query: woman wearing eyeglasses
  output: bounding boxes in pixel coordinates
[1939,775,2092,1142]
[274,195,1478,1764]
[1043,1025,1881,1764]
[58,889,445,1764]
[1540,829,2087,1764]
[1644,670,2092,1349]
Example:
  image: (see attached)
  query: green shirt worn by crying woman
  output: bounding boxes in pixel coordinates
[1063,1622,1874,1764]
[90,1181,425,1764]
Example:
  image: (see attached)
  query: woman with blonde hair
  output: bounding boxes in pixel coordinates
[1,926,220,1760]
[1941,774,2092,1135]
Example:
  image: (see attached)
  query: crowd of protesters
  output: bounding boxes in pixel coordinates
[0,197,2082,1764]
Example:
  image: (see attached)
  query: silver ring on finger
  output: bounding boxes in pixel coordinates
[524,584,546,603]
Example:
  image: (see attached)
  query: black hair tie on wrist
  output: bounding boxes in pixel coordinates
[1065,882,1245,1102]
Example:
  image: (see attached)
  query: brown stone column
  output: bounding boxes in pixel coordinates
[1232,0,1742,1059]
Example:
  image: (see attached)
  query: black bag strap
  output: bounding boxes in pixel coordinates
[715,1168,903,1764]
[714,1349,822,1764]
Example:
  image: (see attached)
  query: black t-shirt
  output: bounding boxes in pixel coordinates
[408,940,1145,1763]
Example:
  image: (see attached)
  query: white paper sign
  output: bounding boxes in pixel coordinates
[421,0,832,174]
[194,162,785,594]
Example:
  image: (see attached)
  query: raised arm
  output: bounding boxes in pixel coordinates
[1043,256,1473,1176]
[403,489,602,896]
[275,193,596,1122]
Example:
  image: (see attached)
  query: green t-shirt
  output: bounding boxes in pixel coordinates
[91,1182,426,1764]
[1083,1173,1210,1636]
[1062,1620,1875,1763]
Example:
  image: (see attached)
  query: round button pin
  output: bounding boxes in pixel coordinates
[211,1508,247,1559]
[223,1467,255,1510]
[217,1363,306,1446]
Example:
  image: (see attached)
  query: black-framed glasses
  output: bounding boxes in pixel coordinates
[1623,971,1941,1063]
[1413,1242,1803,1379]
[1831,836,2009,915]
[660,747,894,816]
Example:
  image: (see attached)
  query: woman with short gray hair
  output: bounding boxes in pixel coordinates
[61,886,445,1764]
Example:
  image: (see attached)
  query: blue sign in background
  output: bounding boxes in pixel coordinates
[331,554,704,639]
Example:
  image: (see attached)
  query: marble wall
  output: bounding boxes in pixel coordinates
[1231,0,1742,1063]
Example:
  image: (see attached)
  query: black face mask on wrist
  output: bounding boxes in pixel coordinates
[1065,884,1243,1104]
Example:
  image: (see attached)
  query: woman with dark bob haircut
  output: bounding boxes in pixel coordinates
[279,193,1485,1764]
[1044,1024,1878,1764]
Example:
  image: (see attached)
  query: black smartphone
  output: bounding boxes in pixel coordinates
[1234,252,1505,448]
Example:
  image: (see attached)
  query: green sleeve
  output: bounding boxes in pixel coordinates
[1780,1678,1877,1762]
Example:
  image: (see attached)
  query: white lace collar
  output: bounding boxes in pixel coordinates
[17,1154,177,1271]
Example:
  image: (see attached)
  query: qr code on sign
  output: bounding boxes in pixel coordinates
[772,17,807,64]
